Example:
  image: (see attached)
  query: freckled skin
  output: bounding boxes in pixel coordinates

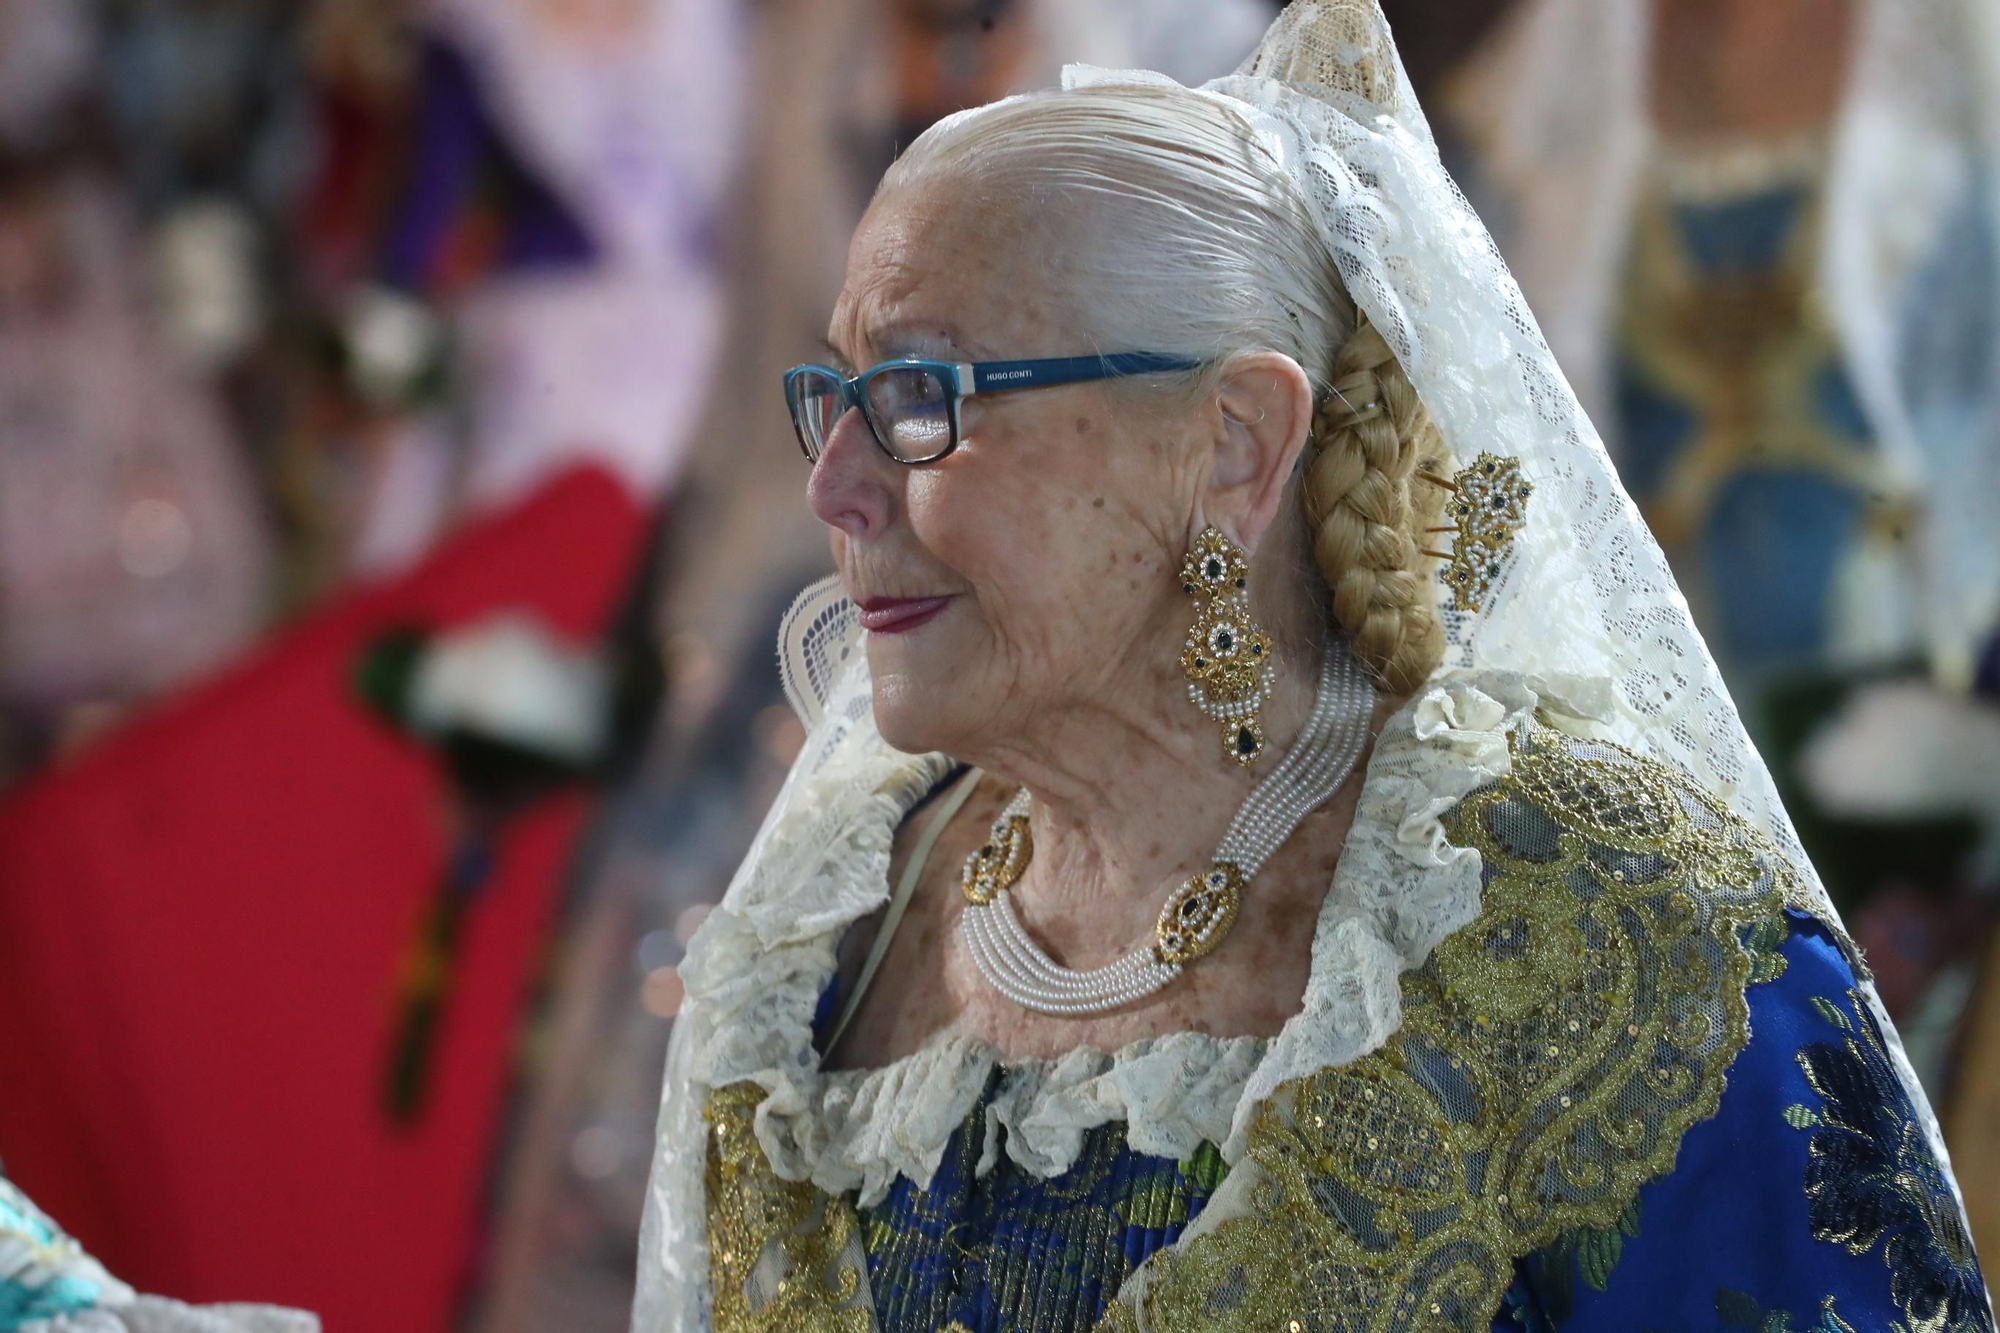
[810,179,1400,1068]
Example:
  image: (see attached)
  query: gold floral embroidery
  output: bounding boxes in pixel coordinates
[1103,724,1803,1332]
[1788,990,1987,1333]
[706,1082,874,1333]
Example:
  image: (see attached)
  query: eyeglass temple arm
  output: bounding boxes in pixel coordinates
[961,353,1201,394]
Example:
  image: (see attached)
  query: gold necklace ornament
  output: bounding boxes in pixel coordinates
[962,802,1030,906]
[958,644,1374,1015]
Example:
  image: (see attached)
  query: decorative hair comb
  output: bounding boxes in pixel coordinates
[1418,453,1533,612]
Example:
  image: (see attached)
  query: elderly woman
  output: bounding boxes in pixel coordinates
[633,3,1992,1331]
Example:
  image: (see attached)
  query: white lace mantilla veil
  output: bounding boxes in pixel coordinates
[1453,0,2000,679]
[631,3,1966,1328]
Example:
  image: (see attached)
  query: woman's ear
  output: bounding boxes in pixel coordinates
[1204,351,1315,552]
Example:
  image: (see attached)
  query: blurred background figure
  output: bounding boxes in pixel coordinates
[0,0,268,780]
[1454,0,2000,700]
[1,0,1997,1328]
[0,0,712,1329]
[1444,0,2000,1250]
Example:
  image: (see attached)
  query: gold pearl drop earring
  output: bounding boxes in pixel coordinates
[1178,527,1276,766]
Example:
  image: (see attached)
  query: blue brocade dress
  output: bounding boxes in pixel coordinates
[841,910,1986,1333]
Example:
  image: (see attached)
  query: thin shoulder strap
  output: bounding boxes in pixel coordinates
[824,765,983,1059]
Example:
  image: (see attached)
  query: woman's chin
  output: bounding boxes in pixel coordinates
[865,664,967,756]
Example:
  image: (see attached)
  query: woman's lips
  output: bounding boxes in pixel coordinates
[859,595,954,634]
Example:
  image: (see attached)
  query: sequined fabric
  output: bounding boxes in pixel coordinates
[705,1084,874,1333]
[1497,911,1991,1332]
[1793,989,1987,1331]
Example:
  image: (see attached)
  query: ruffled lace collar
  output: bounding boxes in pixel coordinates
[674,660,1609,1207]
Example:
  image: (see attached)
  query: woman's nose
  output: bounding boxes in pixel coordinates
[807,407,896,539]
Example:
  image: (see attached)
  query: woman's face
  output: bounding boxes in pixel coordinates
[810,182,1204,758]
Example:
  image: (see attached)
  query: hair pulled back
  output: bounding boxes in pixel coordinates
[887,83,1451,695]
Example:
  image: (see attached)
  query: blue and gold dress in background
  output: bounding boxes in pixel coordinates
[1614,138,1909,687]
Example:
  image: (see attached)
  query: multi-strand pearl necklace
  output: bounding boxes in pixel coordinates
[958,645,1376,1015]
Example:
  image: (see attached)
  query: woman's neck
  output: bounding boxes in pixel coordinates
[967,602,1333,970]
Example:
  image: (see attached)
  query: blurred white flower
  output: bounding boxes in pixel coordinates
[343,285,444,407]
[408,614,611,766]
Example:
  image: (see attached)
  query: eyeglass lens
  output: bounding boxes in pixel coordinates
[789,369,844,461]
[790,365,955,463]
[863,365,953,462]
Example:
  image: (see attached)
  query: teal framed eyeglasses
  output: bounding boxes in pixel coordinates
[783,352,1201,465]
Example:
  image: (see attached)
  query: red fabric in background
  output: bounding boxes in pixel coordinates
[0,466,646,1333]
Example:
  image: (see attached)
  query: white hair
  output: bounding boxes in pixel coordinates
[883,84,1464,697]
[881,84,1354,397]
